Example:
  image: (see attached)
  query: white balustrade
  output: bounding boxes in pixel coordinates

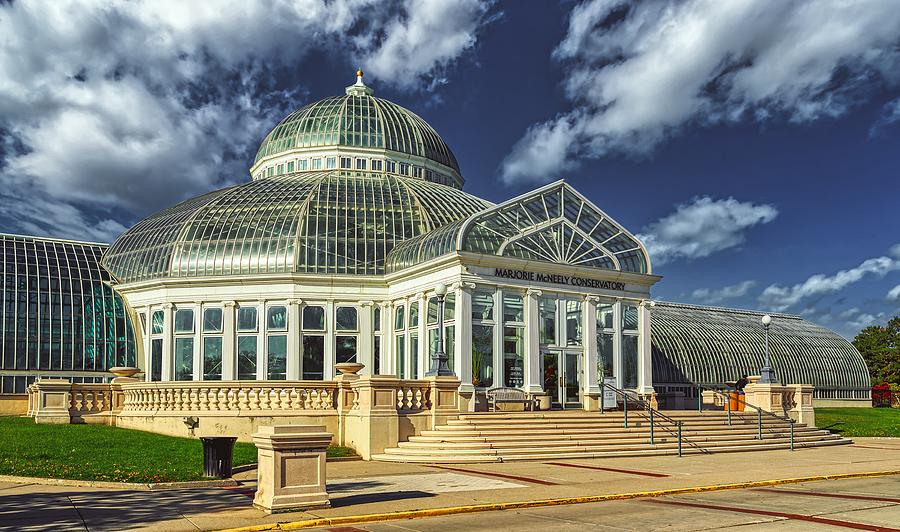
[120,381,339,413]
[397,380,431,412]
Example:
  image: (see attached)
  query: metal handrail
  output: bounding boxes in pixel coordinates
[599,380,704,456]
[696,384,795,450]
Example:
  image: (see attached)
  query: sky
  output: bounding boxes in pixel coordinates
[0,0,898,339]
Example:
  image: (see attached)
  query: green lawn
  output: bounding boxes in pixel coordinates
[0,416,353,483]
[816,407,900,438]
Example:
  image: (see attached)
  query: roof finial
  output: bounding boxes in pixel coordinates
[346,67,374,96]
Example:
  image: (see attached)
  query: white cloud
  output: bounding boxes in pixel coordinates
[691,280,756,304]
[759,254,900,311]
[0,0,494,241]
[888,284,900,301]
[637,196,778,266]
[501,0,900,184]
[360,0,496,90]
[846,312,886,332]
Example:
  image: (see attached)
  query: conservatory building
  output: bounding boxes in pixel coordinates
[98,72,658,409]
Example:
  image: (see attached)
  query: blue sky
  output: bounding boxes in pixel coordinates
[1,0,898,338]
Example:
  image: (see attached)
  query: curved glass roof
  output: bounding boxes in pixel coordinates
[253,78,461,180]
[650,302,871,399]
[386,181,651,274]
[102,171,491,283]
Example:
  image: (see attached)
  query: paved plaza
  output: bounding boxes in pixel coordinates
[1,439,899,531]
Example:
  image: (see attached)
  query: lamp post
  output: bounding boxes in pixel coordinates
[425,283,454,377]
[758,314,777,384]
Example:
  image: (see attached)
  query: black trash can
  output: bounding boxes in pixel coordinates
[200,436,237,478]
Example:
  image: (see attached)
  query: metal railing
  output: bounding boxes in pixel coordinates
[696,384,795,450]
[599,380,706,457]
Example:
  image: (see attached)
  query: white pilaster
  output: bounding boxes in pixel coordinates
[193,302,203,381]
[454,283,474,392]
[583,296,599,395]
[523,288,543,394]
[638,301,655,395]
[161,303,174,381]
[613,299,623,388]
[417,294,427,377]
[383,301,396,376]
[143,307,152,382]
[257,299,267,380]
[324,300,335,380]
[222,301,236,380]
[286,299,302,380]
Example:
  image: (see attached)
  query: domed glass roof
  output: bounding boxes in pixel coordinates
[252,73,461,183]
[102,171,492,283]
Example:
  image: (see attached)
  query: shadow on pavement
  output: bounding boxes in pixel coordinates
[0,486,255,531]
[330,490,435,508]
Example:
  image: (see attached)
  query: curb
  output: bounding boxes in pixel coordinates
[0,474,238,491]
[218,469,900,532]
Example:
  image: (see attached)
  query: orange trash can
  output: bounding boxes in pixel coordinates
[729,392,743,412]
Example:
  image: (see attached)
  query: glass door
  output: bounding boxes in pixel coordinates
[542,348,582,409]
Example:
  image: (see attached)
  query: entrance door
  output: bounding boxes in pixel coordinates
[542,349,582,408]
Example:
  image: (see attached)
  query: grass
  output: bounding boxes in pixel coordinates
[816,407,900,438]
[0,416,355,483]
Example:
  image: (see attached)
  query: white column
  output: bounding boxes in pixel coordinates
[161,303,174,381]
[358,301,374,375]
[143,306,152,382]
[324,300,335,380]
[193,302,203,381]
[613,300,623,388]
[455,283,474,392]
[583,296,599,396]
[223,301,236,380]
[257,299,267,380]
[287,299,302,380]
[417,294,427,377]
[523,288,543,394]
[383,301,396,376]
[637,301,655,395]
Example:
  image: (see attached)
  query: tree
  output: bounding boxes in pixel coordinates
[853,316,900,386]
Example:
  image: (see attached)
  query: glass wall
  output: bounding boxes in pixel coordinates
[302,305,325,379]
[0,234,137,393]
[622,304,639,389]
[471,292,495,388]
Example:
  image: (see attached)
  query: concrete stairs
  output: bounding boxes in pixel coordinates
[372,410,849,463]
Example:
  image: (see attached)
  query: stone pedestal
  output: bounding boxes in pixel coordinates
[789,384,816,427]
[743,382,789,414]
[344,376,400,460]
[426,376,460,427]
[251,425,332,513]
[32,379,73,424]
[582,393,601,412]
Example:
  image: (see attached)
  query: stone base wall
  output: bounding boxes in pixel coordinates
[812,398,872,408]
[115,412,341,443]
[0,395,27,415]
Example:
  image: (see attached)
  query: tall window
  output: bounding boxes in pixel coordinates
[502,293,524,387]
[302,305,325,380]
[471,291,495,388]
[266,305,287,380]
[149,310,164,381]
[373,306,382,374]
[394,304,405,378]
[335,306,358,364]
[596,302,614,381]
[622,304,639,389]
[202,308,223,380]
[409,302,419,379]
[565,300,583,346]
[539,298,556,345]
[173,308,194,381]
[237,306,257,380]
[427,294,455,372]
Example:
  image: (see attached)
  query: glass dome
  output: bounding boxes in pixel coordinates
[251,72,463,188]
[102,171,492,283]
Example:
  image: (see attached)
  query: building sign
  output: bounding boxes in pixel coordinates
[492,268,626,291]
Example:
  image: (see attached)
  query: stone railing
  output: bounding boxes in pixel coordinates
[397,380,432,413]
[120,381,339,413]
[70,384,114,417]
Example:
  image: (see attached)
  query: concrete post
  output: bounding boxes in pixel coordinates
[357,301,374,375]
[523,288,543,395]
[287,299,302,380]
[789,384,816,427]
[162,303,174,381]
[343,375,400,459]
[252,425,332,513]
[583,295,600,411]
[222,301,237,380]
[32,379,72,424]
[454,283,475,411]
[637,301,655,396]
[426,376,461,429]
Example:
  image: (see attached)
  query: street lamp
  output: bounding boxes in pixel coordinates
[758,314,777,384]
[425,283,454,377]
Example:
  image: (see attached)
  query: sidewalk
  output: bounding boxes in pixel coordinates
[1,438,899,531]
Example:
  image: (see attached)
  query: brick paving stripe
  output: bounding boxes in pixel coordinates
[427,465,558,486]
[545,461,670,478]
[756,487,900,504]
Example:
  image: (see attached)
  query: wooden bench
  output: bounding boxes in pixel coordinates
[486,387,533,412]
